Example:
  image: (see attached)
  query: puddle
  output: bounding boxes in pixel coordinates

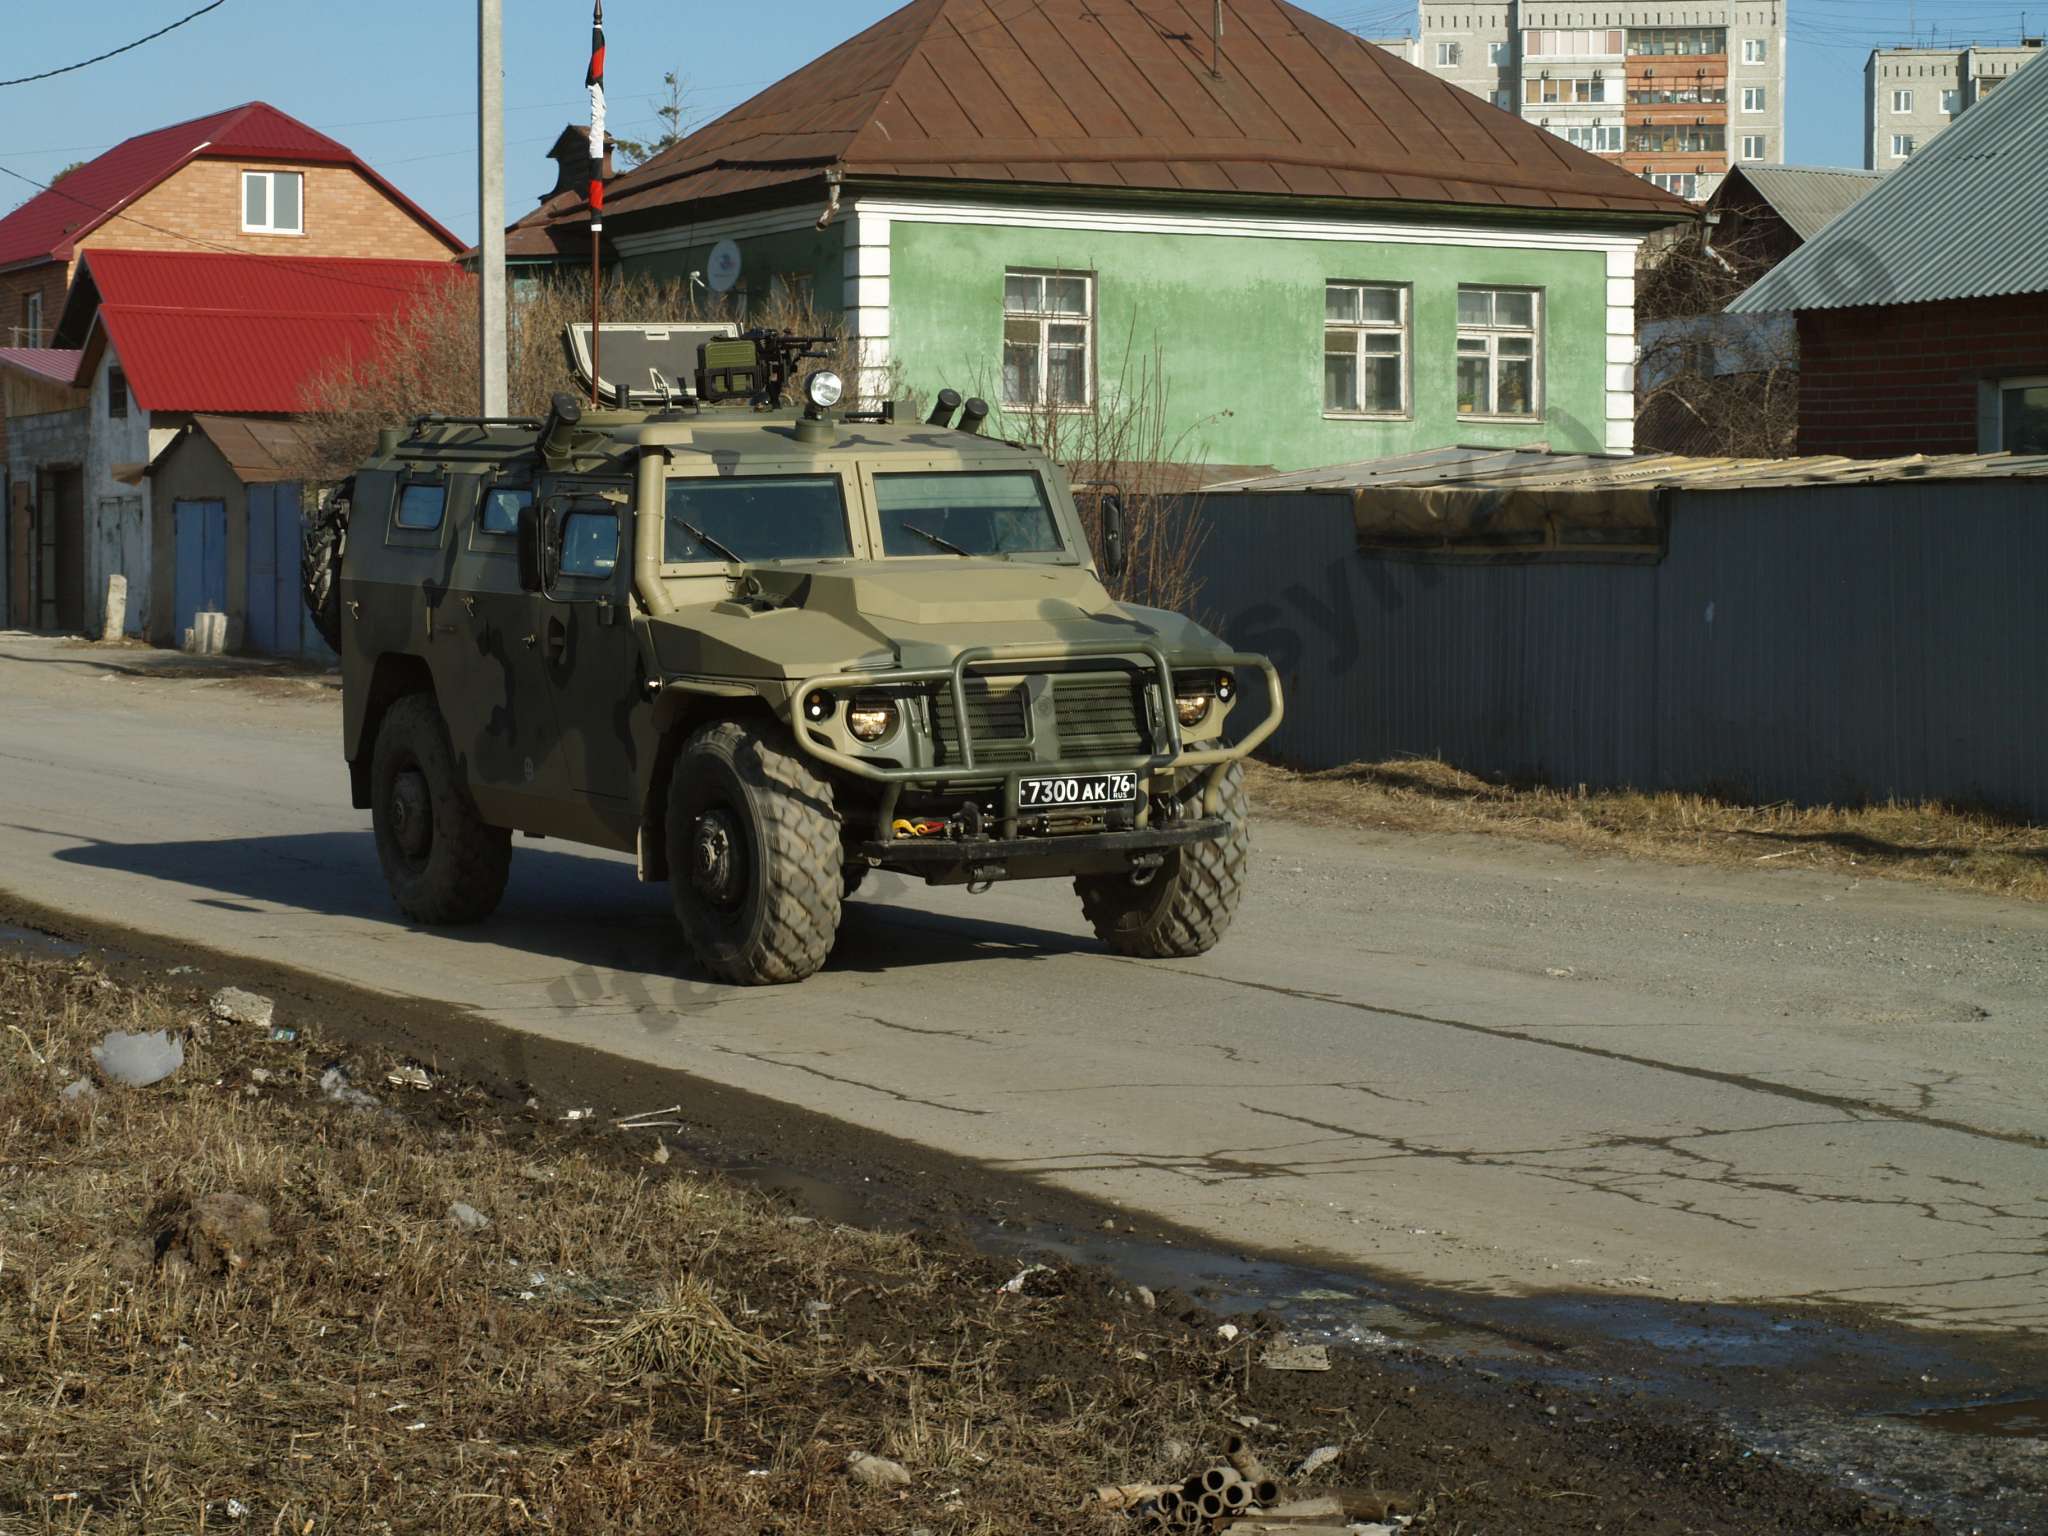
[1890,1392,2048,1439]
[0,924,85,959]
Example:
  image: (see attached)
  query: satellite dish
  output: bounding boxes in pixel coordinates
[706,239,742,293]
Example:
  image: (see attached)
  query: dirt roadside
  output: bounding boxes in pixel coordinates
[0,916,1934,1535]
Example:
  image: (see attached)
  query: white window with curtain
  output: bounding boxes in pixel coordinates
[1323,282,1409,417]
[242,170,304,235]
[1456,287,1541,419]
[1002,270,1092,409]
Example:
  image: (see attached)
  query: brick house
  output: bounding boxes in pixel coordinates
[1728,53,2048,456]
[0,101,463,633]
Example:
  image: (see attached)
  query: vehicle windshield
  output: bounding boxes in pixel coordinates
[875,471,1064,558]
[664,475,852,563]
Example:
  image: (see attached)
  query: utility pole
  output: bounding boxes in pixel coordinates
[478,0,508,417]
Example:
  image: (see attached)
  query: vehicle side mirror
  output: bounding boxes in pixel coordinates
[516,501,544,592]
[1099,491,1129,585]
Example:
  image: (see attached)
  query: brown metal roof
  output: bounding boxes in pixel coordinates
[183,414,318,483]
[601,0,1694,224]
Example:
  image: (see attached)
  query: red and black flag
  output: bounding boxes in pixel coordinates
[586,0,606,220]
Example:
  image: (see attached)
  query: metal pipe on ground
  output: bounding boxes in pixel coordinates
[1197,1490,1227,1520]
[1200,1465,1242,1494]
[1222,1480,1251,1510]
[1253,1478,1281,1506]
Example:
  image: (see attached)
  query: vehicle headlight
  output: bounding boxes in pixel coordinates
[1174,691,1214,727]
[846,694,898,742]
[804,370,844,409]
[1215,670,1237,704]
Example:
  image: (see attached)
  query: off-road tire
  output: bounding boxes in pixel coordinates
[301,480,350,654]
[667,719,842,985]
[1076,763,1251,959]
[369,692,512,924]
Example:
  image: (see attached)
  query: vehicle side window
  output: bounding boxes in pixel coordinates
[558,510,619,578]
[479,486,530,534]
[395,483,446,530]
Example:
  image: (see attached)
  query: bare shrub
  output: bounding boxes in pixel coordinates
[1635,220,1798,457]
[1000,336,1217,616]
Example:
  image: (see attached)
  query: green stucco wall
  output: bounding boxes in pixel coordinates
[626,225,847,323]
[888,220,1613,471]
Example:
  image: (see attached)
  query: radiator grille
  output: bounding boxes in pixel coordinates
[929,679,1031,766]
[1052,673,1149,759]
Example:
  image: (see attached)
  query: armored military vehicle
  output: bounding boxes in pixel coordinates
[306,328,1280,984]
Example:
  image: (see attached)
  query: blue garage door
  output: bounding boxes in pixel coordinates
[245,483,332,658]
[172,499,227,643]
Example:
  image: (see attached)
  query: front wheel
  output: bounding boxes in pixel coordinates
[369,692,511,924]
[666,719,843,985]
[1076,763,1251,959]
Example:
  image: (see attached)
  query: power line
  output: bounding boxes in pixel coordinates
[0,2,228,89]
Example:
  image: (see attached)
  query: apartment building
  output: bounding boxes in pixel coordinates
[1415,5,1788,202]
[1865,41,2043,168]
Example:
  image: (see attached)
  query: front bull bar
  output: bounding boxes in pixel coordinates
[786,641,1284,841]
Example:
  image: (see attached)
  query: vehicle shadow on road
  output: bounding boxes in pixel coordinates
[49,830,1090,981]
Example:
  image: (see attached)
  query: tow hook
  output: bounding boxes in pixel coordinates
[1128,850,1166,887]
[966,862,1005,894]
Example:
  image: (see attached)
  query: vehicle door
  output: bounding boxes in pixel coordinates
[535,481,649,805]
[439,473,564,797]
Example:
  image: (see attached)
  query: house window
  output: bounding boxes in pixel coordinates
[1323,282,1409,416]
[1891,88,1914,114]
[1649,171,1700,198]
[107,367,128,420]
[1741,134,1767,160]
[1997,377,2048,453]
[1742,85,1767,112]
[1002,270,1091,409]
[1941,88,1959,114]
[19,291,41,347]
[1742,37,1768,64]
[1488,40,1508,65]
[242,170,304,235]
[1455,287,1540,418]
[1493,89,1514,109]
[1891,134,1916,159]
[1436,41,1462,67]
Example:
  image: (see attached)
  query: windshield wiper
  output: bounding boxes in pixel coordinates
[899,522,974,557]
[676,519,744,564]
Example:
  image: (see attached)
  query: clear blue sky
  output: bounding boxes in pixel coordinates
[2,1,2040,244]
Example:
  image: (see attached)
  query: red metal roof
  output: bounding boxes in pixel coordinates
[600,0,1694,223]
[74,249,464,414]
[0,102,463,273]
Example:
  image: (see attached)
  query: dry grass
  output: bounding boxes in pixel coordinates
[1250,756,2048,903]
[0,955,1234,1533]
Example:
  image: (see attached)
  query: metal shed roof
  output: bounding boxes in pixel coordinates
[1730,51,2048,313]
[1208,445,2048,493]
[598,0,1694,225]
[1718,165,1881,243]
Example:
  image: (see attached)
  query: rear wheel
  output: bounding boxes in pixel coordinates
[666,719,842,985]
[369,692,511,924]
[1076,763,1250,959]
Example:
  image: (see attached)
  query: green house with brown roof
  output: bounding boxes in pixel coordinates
[511,0,1691,470]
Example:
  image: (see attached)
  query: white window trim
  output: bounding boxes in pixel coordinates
[1989,373,2048,451]
[1001,268,1094,412]
[1741,134,1766,161]
[1890,134,1916,159]
[1322,281,1411,420]
[21,290,41,347]
[1940,89,1959,115]
[241,169,305,236]
[1741,86,1766,113]
[1742,38,1768,64]
[1891,89,1915,114]
[1456,287,1543,422]
[1436,40,1462,67]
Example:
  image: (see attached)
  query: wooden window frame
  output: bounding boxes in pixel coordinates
[1323,281,1411,420]
[1455,287,1543,422]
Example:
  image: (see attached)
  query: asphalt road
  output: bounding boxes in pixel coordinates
[4,634,2046,1332]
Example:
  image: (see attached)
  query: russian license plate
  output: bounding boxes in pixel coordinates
[1019,771,1138,809]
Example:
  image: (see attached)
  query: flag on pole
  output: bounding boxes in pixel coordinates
[586,0,606,223]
